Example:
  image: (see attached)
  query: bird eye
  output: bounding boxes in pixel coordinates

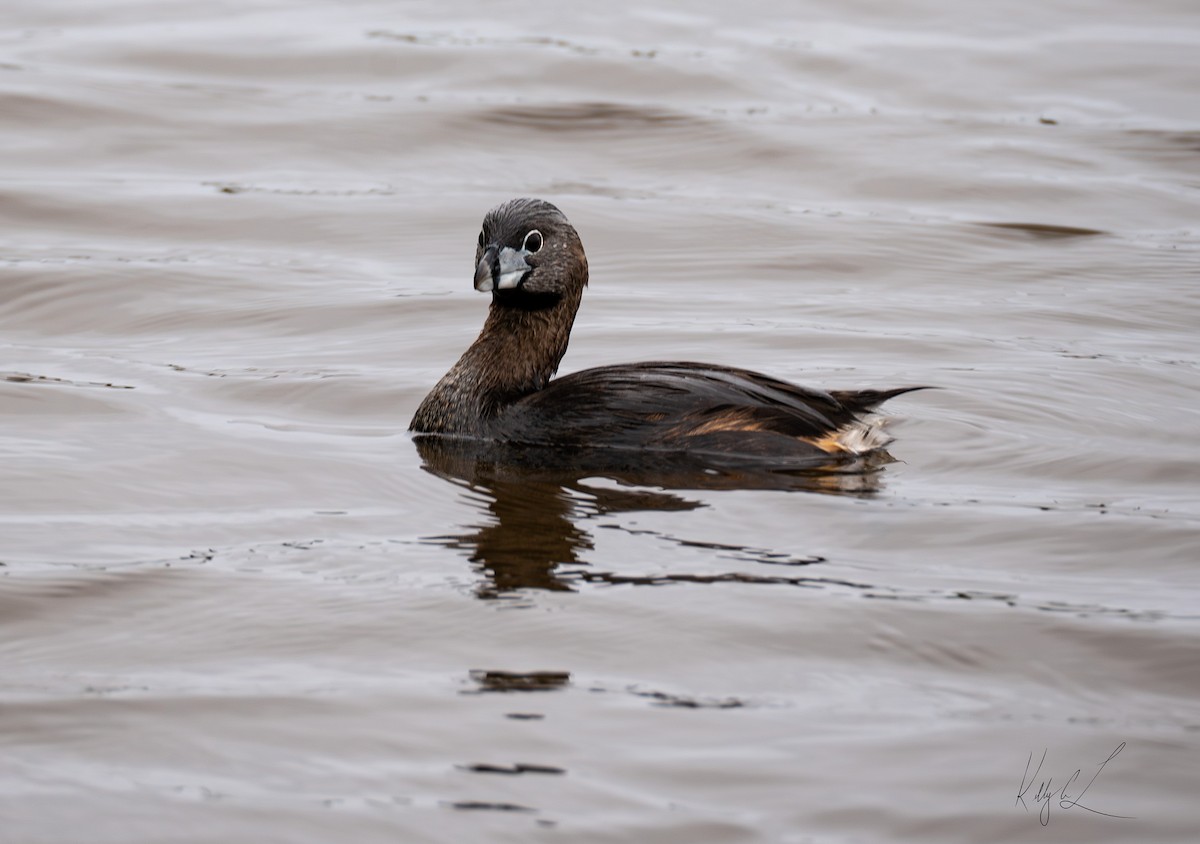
[523,230,543,253]
[478,230,486,249]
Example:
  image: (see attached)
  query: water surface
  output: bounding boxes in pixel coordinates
[3,1,1199,842]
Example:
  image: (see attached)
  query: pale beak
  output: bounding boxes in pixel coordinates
[474,244,533,293]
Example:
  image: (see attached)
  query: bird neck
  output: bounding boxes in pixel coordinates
[411,289,582,434]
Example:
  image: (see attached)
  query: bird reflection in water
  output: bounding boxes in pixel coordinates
[415,437,898,599]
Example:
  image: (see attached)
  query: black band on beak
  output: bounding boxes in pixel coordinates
[474,246,499,292]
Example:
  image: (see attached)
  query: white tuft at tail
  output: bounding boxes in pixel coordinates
[826,413,897,455]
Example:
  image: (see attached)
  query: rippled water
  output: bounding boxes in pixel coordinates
[3,1,1199,842]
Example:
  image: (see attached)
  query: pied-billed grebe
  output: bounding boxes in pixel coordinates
[410,198,923,461]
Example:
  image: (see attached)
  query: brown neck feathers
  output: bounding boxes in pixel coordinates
[409,287,582,435]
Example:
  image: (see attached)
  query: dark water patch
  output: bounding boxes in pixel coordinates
[471,101,707,134]
[951,589,1018,605]
[628,688,747,710]
[752,552,827,566]
[446,801,536,813]
[571,562,1194,622]
[1029,601,1174,622]
[926,580,1186,622]
[1115,129,1200,160]
[2,372,134,389]
[518,36,606,57]
[980,222,1108,239]
[571,569,878,591]
[465,670,571,694]
[597,525,827,568]
[459,763,565,775]
[367,30,444,45]
[174,549,216,566]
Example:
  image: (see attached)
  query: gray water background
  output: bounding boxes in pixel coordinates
[2,1,1199,842]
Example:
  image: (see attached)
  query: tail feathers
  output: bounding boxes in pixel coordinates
[830,385,934,415]
[813,385,934,456]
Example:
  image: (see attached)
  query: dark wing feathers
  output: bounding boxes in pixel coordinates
[495,361,918,455]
